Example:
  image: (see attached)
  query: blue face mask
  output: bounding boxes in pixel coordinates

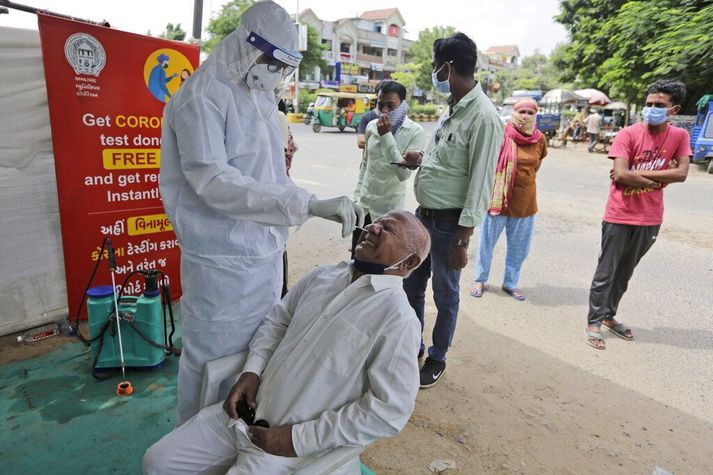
[431,62,452,95]
[642,106,671,126]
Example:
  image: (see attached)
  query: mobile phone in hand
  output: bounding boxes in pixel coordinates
[390,161,419,169]
[236,397,255,425]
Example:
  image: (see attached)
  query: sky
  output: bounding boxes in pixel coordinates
[0,0,568,57]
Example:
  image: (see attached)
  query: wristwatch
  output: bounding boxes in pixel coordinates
[454,238,469,248]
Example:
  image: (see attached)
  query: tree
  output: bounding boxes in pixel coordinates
[203,0,255,53]
[554,0,627,88]
[408,26,457,91]
[548,42,574,87]
[493,69,517,102]
[554,0,713,112]
[391,62,421,100]
[492,50,564,101]
[520,50,548,75]
[159,23,186,41]
[298,25,328,81]
[643,2,713,111]
[598,2,660,107]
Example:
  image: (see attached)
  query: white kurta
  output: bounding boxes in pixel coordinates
[144,262,420,474]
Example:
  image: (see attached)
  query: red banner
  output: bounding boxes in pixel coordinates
[38,14,199,317]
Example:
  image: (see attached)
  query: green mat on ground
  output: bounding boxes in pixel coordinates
[0,340,180,474]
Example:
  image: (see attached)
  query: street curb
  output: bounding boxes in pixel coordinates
[288,113,439,123]
[411,114,439,122]
[287,113,304,123]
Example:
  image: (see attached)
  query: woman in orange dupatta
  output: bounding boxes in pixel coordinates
[469,98,547,300]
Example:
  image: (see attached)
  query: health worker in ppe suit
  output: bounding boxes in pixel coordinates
[160,0,364,426]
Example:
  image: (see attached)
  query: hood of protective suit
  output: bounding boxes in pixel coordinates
[207,1,299,91]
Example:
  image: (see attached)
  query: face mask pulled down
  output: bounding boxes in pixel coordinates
[353,253,413,275]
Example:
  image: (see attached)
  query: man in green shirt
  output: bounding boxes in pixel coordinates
[401,33,502,388]
[352,80,426,255]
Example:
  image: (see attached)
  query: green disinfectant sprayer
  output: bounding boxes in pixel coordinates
[68,237,181,396]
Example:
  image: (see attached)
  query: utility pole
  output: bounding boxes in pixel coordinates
[192,0,203,42]
[294,0,300,113]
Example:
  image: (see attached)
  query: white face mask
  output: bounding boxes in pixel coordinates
[245,63,283,91]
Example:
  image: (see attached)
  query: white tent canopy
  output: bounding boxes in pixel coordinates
[541,88,586,104]
[0,27,68,336]
[574,88,612,105]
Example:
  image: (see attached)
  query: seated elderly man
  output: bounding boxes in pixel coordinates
[143,210,431,474]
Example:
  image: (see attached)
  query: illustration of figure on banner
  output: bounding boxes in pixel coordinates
[148,53,178,102]
[180,68,192,84]
[144,49,195,103]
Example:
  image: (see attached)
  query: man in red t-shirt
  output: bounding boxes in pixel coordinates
[585,80,692,350]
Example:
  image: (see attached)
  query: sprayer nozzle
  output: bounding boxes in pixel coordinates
[116,381,133,396]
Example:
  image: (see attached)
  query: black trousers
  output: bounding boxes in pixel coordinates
[587,222,660,326]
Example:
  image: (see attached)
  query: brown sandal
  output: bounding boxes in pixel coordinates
[585,328,606,350]
[603,322,634,340]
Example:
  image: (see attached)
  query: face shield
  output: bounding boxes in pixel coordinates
[242,31,302,119]
[246,31,301,82]
[207,1,301,119]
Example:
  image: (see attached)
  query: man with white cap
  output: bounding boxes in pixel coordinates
[160,0,364,425]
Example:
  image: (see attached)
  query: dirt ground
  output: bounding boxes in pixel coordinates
[361,315,713,474]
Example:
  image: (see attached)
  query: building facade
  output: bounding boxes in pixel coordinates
[480,45,521,72]
[298,7,413,87]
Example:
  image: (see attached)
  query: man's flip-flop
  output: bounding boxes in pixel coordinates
[469,284,484,298]
[502,286,526,301]
[585,328,606,350]
[604,322,634,341]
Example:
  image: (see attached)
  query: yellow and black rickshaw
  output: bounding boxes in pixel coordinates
[311,91,376,133]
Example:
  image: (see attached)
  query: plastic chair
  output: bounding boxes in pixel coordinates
[199,351,366,475]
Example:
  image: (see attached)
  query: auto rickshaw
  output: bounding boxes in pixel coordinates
[690,94,713,174]
[311,91,376,133]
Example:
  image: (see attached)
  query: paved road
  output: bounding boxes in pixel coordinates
[287,121,713,424]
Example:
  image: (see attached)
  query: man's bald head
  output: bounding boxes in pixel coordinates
[353,210,430,278]
[395,211,431,263]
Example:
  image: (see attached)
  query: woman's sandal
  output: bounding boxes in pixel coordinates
[603,322,634,341]
[469,283,484,298]
[502,286,526,301]
[585,328,606,350]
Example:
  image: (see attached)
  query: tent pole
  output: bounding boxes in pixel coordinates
[0,0,110,26]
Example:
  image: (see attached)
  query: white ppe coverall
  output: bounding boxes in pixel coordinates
[160,1,314,425]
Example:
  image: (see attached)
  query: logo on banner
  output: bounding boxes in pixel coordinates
[143,48,195,103]
[64,33,106,76]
